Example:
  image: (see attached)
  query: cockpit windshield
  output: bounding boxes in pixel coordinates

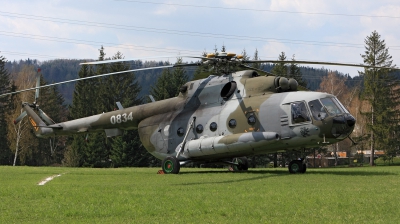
[320,97,344,116]
[332,98,349,114]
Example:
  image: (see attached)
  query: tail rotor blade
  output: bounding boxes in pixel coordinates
[35,68,41,102]
[14,111,27,124]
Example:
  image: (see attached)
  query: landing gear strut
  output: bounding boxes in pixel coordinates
[288,159,306,174]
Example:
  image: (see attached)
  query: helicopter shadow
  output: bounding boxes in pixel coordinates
[175,169,289,186]
[174,169,397,186]
[305,169,398,176]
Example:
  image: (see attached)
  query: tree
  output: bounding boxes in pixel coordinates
[68,48,148,167]
[0,54,13,164]
[271,52,288,76]
[6,65,37,166]
[150,68,173,100]
[151,57,188,100]
[35,74,67,165]
[171,57,188,96]
[105,51,145,167]
[252,49,261,70]
[241,48,251,67]
[6,65,67,166]
[360,30,398,166]
[317,72,354,165]
[67,59,101,167]
[192,51,209,81]
[289,55,307,87]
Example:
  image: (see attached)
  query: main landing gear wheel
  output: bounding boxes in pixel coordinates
[162,156,180,174]
[288,160,305,174]
[230,157,249,171]
[301,164,307,173]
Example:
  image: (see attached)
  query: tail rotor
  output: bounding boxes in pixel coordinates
[14,68,50,125]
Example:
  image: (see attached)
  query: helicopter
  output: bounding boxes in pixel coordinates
[1,51,397,174]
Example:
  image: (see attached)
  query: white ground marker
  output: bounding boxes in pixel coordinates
[38,174,62,186]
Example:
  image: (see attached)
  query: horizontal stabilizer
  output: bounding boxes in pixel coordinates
[116,102,124,110]
[105,128,123,137]
[149,95,155,102]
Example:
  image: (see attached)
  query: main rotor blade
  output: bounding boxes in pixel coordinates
[244,60,400,70]
[80,55,203,65]
[0,65,173,97]
[173,62,202,67]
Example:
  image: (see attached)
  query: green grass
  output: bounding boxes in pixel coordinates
[1,166,400,223]
[376,157,400,166]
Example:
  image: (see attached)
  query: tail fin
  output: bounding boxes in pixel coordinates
[23,103,53,137]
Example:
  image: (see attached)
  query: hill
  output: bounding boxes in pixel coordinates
[6,58,384,104]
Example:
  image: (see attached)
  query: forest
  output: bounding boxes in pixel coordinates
[1,31,399,167]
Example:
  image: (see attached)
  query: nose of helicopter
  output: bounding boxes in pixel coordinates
[344,113,356,127]
[331,113,356,139]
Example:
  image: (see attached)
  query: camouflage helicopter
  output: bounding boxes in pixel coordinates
[1,51,397,174]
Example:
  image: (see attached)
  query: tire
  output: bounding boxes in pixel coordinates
[301,164,307,173]
[231,157,249,171]
[289,160,303,174]
[162,156,180,174]
[238,157,249,171]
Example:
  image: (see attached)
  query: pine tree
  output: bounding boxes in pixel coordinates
[271,52,288,76]
[192,51,210,80]
[252,49,261,70]
[241,48,250,67]
[150,68,173,100]
[151,57,188,100]
[171,57,188,96]
[67,61,107,167]
[104,51,145,167]
[241,49,250,61]
[360,30,398,166]
[0,55,13,164]
[35,74,67,165]
[66,63,96,167]
[289,54,307,87]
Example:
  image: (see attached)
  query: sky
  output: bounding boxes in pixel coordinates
[1,0,400,77]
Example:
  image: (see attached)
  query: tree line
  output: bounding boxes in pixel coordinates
[0,30,399,167]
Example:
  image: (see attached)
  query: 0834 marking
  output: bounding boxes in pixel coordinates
[110,112,133,124]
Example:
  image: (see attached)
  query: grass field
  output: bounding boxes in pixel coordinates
[1,166,400,223]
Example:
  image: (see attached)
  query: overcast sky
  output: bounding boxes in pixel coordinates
[1,0,400,77]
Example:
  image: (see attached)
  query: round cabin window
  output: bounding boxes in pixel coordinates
[177,127,185,137]
[196,124,204,134]
[210,122,218,132]
[248,115,256,125]
[229,119,237,128]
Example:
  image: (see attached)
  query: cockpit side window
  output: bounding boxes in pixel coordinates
[308,99,326,120]
[291,102,311,124]
[320,98,343,116]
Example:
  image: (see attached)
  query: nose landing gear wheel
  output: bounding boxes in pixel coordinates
[162,156,180,174]
[289,160,305,174]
